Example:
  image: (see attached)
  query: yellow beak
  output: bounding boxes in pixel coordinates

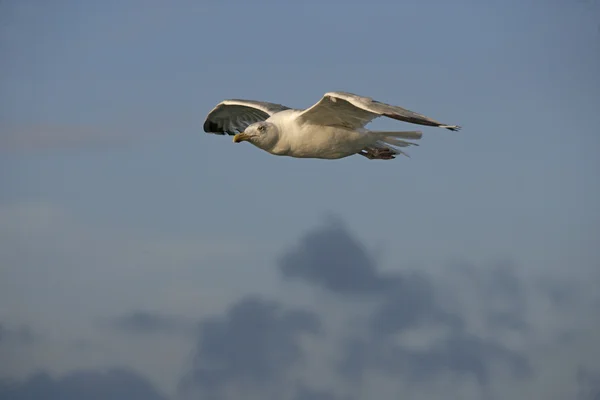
[233,132,252,143]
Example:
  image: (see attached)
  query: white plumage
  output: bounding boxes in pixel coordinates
[203,91,461,160]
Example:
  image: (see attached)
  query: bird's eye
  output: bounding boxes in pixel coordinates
[258,125,265,132]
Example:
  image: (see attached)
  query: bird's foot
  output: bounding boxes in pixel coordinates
[358,147,396,160]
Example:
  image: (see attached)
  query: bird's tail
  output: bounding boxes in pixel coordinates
[358,130,421,160]
[364,130,422,159]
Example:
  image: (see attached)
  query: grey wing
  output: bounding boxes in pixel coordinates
[203,99,291,135]
[296,91,461,131]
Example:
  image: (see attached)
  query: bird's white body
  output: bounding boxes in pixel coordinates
[262,110,371,159]
[203,91,461,161]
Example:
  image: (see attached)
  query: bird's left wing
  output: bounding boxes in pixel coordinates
[296,92,461,131]
[203,99,291,135]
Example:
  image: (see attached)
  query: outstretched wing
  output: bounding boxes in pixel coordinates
[296,91,461,131]
[203,99,291,135]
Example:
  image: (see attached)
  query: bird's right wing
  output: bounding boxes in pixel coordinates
[203,99,291,135]
[296,92,461,131]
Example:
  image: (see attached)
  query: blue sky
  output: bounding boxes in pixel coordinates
[1,1,599,399]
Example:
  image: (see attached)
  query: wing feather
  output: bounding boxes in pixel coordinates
[203,99,291,135]
[296,92,461,131]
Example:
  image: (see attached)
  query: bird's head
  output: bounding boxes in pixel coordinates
[232,122,279,149]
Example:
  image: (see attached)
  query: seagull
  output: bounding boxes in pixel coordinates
[203,91,461,160]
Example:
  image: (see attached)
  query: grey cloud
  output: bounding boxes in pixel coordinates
[486,311,527,332]
[278,218,532,392]
[440,262,530,334]
[536,275,585,311]
[278,218,392,295]
[0,323,34,346]
[110,311,196,336]
[180,295,321,398]
[0,368,167,400]
[368,271,463,336]
[387,331,529,384]
[476,262,528,332]
[576,367,600,400]
[338,323,531,391]
[293,383,350,400]
[3,216,592,400]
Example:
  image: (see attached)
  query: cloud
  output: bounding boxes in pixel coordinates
[274,217,600,399]
[2,210,598,399]
[0,323,34,346]
[338,328,530,388]
[576,367,600,400]
[293,383,350,400]
[171,218,546,399]
[367,270,462,335]
[444,261,529,333]
[180,295,321,399]
[278,217,392,296]
[109,311,196,336]
[0,201,266,395]
[0,368,167,400]
[278,219,531,387]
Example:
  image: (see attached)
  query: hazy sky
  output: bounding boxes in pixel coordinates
[1,1,599,399]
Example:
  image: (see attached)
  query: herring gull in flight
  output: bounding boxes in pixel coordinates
[203,91,461,160]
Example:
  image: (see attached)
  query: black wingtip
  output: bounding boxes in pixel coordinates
[203,120,224,134]
[442,125,462,132]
